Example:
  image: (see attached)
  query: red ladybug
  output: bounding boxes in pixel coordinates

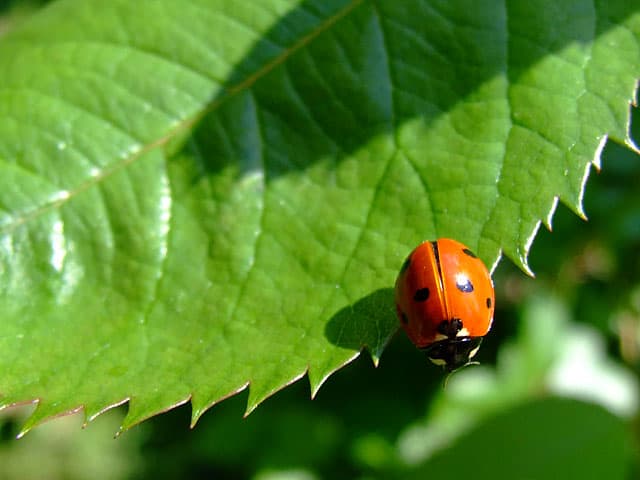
[395,238,495,371]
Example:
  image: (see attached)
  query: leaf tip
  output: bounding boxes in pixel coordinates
[0,399,37,438]
[488,249,503,276]
[592,135,607,172]
[570,154,602,222]
[189,398,208,428]
[121,395,191,433]
[519,260,536,278]
[543,196,559,231]
[244,371,309,417]
[308,351,361,399]
[15,428,29,440]
[189,407,204,429]
[365,341,388,368]
[516,221,540,278]
[85,398,129,425]
[370,354,381,368]
[19,402,84,439]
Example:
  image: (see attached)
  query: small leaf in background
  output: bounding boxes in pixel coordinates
[407,397,634,480]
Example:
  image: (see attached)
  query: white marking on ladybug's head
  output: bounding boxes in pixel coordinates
[429,357,447,366]
[434,333,448,342]
[456,327,470,337]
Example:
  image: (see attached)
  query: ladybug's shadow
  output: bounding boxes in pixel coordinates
[324,288,398,359]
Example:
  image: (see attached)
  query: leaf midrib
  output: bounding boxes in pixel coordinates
[2,0,365,233]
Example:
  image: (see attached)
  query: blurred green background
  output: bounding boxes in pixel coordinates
[1,1,639,479]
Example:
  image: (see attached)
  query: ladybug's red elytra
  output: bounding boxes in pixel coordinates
[395,238,495,371]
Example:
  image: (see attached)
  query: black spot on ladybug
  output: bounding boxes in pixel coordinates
[413,288,430,302]
[462,248,477,258]
[486,297,492,309]
[400,255,411,274]
[400,311,409,325]
[455,274,474,293]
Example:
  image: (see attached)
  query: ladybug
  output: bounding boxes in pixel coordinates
[395,238,495,371]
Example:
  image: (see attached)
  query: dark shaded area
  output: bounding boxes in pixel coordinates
[0,0,50,13]
[324,287,396,355]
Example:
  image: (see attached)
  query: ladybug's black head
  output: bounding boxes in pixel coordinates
[425,336,483,372]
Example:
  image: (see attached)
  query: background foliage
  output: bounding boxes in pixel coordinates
[0,1,639,479]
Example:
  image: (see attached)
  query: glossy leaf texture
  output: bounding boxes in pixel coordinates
[0,0,638,433]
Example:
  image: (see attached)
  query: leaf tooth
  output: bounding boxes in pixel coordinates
[592,135,607,172]
[566,154,601,221]
[84,397,129,425]
[501,221,539,278]
[243,370,308,417]
[120,395,191,434]
[515,253,535,279]
[365,334,394,368]
[18,402,83,439]
[189,382,249,428]
[487,248,504,277]
[189,396,210,427]
[308,351,361,399]
[0,396,37,412]
[307,367,329,400]
[366,347,382,368]
[542,196,559,231]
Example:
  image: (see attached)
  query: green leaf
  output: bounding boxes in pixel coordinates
[0,0,638,433]
[406,397,634,480]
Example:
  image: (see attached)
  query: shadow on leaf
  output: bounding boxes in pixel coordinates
[324,287,398,363]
